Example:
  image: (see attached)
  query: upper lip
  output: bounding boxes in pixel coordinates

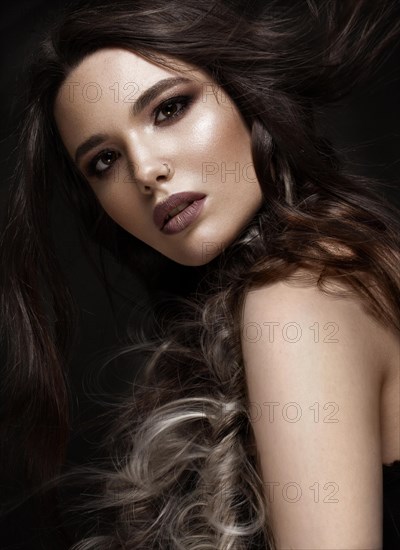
[153,191,206,230]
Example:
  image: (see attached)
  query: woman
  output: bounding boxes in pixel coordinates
[1,0,399,548]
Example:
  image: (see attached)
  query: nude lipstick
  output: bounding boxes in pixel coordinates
[153,192,206,235]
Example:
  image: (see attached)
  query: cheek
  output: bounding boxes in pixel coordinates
[94,186,141,232]
[210,110,252,164]
[184,113,223,157]
[183,103,248,160]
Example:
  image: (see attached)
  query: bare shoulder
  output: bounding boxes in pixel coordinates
[241,268,397,386]
[240,269,398,548]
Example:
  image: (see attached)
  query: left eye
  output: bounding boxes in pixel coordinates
[154,95,192,124]
[87,150,121,178]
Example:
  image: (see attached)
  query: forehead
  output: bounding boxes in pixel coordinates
[53,47,208,153]
[66,47,204,86]
[54,47,205,114]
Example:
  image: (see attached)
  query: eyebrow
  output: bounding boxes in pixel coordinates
[74,76,192,165]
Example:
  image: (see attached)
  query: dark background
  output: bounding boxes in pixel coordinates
[0,1,399,548]
[0,2,154,548]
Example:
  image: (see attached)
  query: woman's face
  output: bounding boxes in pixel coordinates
[54,48,263,266]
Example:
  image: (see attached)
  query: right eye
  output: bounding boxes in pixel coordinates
[87,149,121,179]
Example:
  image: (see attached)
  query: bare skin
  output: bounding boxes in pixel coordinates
[54,47,263,266]
[54,47,399,548]
[242,274,399,548]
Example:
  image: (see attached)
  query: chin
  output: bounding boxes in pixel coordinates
[167,244,224,267]
[170,254,219,267]
[165,230,242,266]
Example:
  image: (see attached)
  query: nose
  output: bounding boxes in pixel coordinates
[126,137,173,194]
[135,161,173,194]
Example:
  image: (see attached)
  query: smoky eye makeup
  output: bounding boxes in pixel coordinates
[153,94,194,124]
[84,92,197,180]
[86,150,122,179]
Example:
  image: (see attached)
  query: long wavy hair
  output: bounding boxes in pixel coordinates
[1,0,400,548]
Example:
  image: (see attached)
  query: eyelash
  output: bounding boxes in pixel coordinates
[153,94,193,124]
[86,94,193,179]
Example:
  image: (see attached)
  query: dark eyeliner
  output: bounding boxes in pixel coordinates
[85,95,194,179]
[86,150,121,179]
[153,94,194,124]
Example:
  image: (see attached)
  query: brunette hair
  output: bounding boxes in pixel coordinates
[1,0,400,548]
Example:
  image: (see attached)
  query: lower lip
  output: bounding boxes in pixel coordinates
[161,197,206,235]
